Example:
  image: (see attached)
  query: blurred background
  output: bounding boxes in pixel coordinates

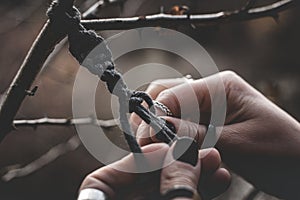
[0,0,299,199]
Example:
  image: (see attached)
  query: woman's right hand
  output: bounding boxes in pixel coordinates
[132,71,300,199]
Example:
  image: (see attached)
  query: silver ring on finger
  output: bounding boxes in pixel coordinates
[153,100,173,116]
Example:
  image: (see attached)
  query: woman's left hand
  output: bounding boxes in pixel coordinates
[78,142,231,200]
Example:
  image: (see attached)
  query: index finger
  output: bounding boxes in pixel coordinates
[130,77,191,133]
[155,72,226,125]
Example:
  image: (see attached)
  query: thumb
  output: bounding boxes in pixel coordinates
[79,143,169,199]
[160,137,201,198]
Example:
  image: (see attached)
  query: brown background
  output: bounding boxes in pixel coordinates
[0,0,299,199]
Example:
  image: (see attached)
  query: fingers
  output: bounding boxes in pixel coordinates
[135,112,248,155]
[136,121,153,146]
[154,71,250,125]
[160,139,231,199]
[154,75,217,121]
[79,143,169,199]
[164,117,207,146]
[146,77,191,99]
[134,116,252,161]
[130,77,189,133]
[160,138,201,195]
[136,117,207,147]
[200,168,231,199]
[132,71,238,137]
[199,148,221,173]
[198,148,231,199]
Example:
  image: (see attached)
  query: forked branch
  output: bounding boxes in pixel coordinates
[1,135,81,182]
[0,0,75,142]
[82,0,295,30]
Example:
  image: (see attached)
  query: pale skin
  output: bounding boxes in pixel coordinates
[132,71,300,199]
[79,143,231,200]
[78,73,233,200]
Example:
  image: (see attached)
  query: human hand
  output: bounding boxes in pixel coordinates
[78,140,230,200]
[133,71,300,199]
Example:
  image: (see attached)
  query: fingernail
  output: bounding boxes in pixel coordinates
[165,120,176,133]
[173,137,198,166]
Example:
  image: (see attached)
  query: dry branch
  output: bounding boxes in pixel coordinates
[1,116,118,182]
[0,0,75,142]
[1,135,81,182]
[81,0,295,30]
[0,0,296,183]
[0,0,125,143]
[0,0,296,144]
[43,0,106,73]
[13,117,118,128]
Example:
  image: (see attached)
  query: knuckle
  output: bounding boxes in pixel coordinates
[147,81,159,90]
[161,170,197,190]
[151,79,167,85]
[156,89,174,102]
[221,70,241,81]
[81,174,97,188]
[220,70,247,92]
[148,79,166,90]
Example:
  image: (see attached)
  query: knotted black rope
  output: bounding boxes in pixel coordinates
[47,1,177,155]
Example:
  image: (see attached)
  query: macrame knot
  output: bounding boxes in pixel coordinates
[101,69,123,94]
[46,1,178,155]
[47,1,81,32]
[129,97,143,113]
[68,30,105,64]
[47,1,111,65]
[131,91,156,114]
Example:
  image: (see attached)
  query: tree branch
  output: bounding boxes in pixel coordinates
[241,0,258,12]
[43,0,122,69]
[13,117,118,128]
[81,0,295,30]
[1,135,81,182]
[0,0,75,143]
[0,0,296,144]
[1,116,118,182]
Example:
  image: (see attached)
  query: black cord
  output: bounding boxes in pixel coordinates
[47,1,177,155]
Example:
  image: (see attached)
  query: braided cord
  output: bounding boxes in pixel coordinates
[47,1,177,155]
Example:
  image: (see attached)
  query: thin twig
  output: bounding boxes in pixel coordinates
[83,0,124,18]
[242,0,258,12]
[81,0,295,30]
[1,116,119,181]
[1,135,81,182]
[0,0,75,142]
[13,117,119,128]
